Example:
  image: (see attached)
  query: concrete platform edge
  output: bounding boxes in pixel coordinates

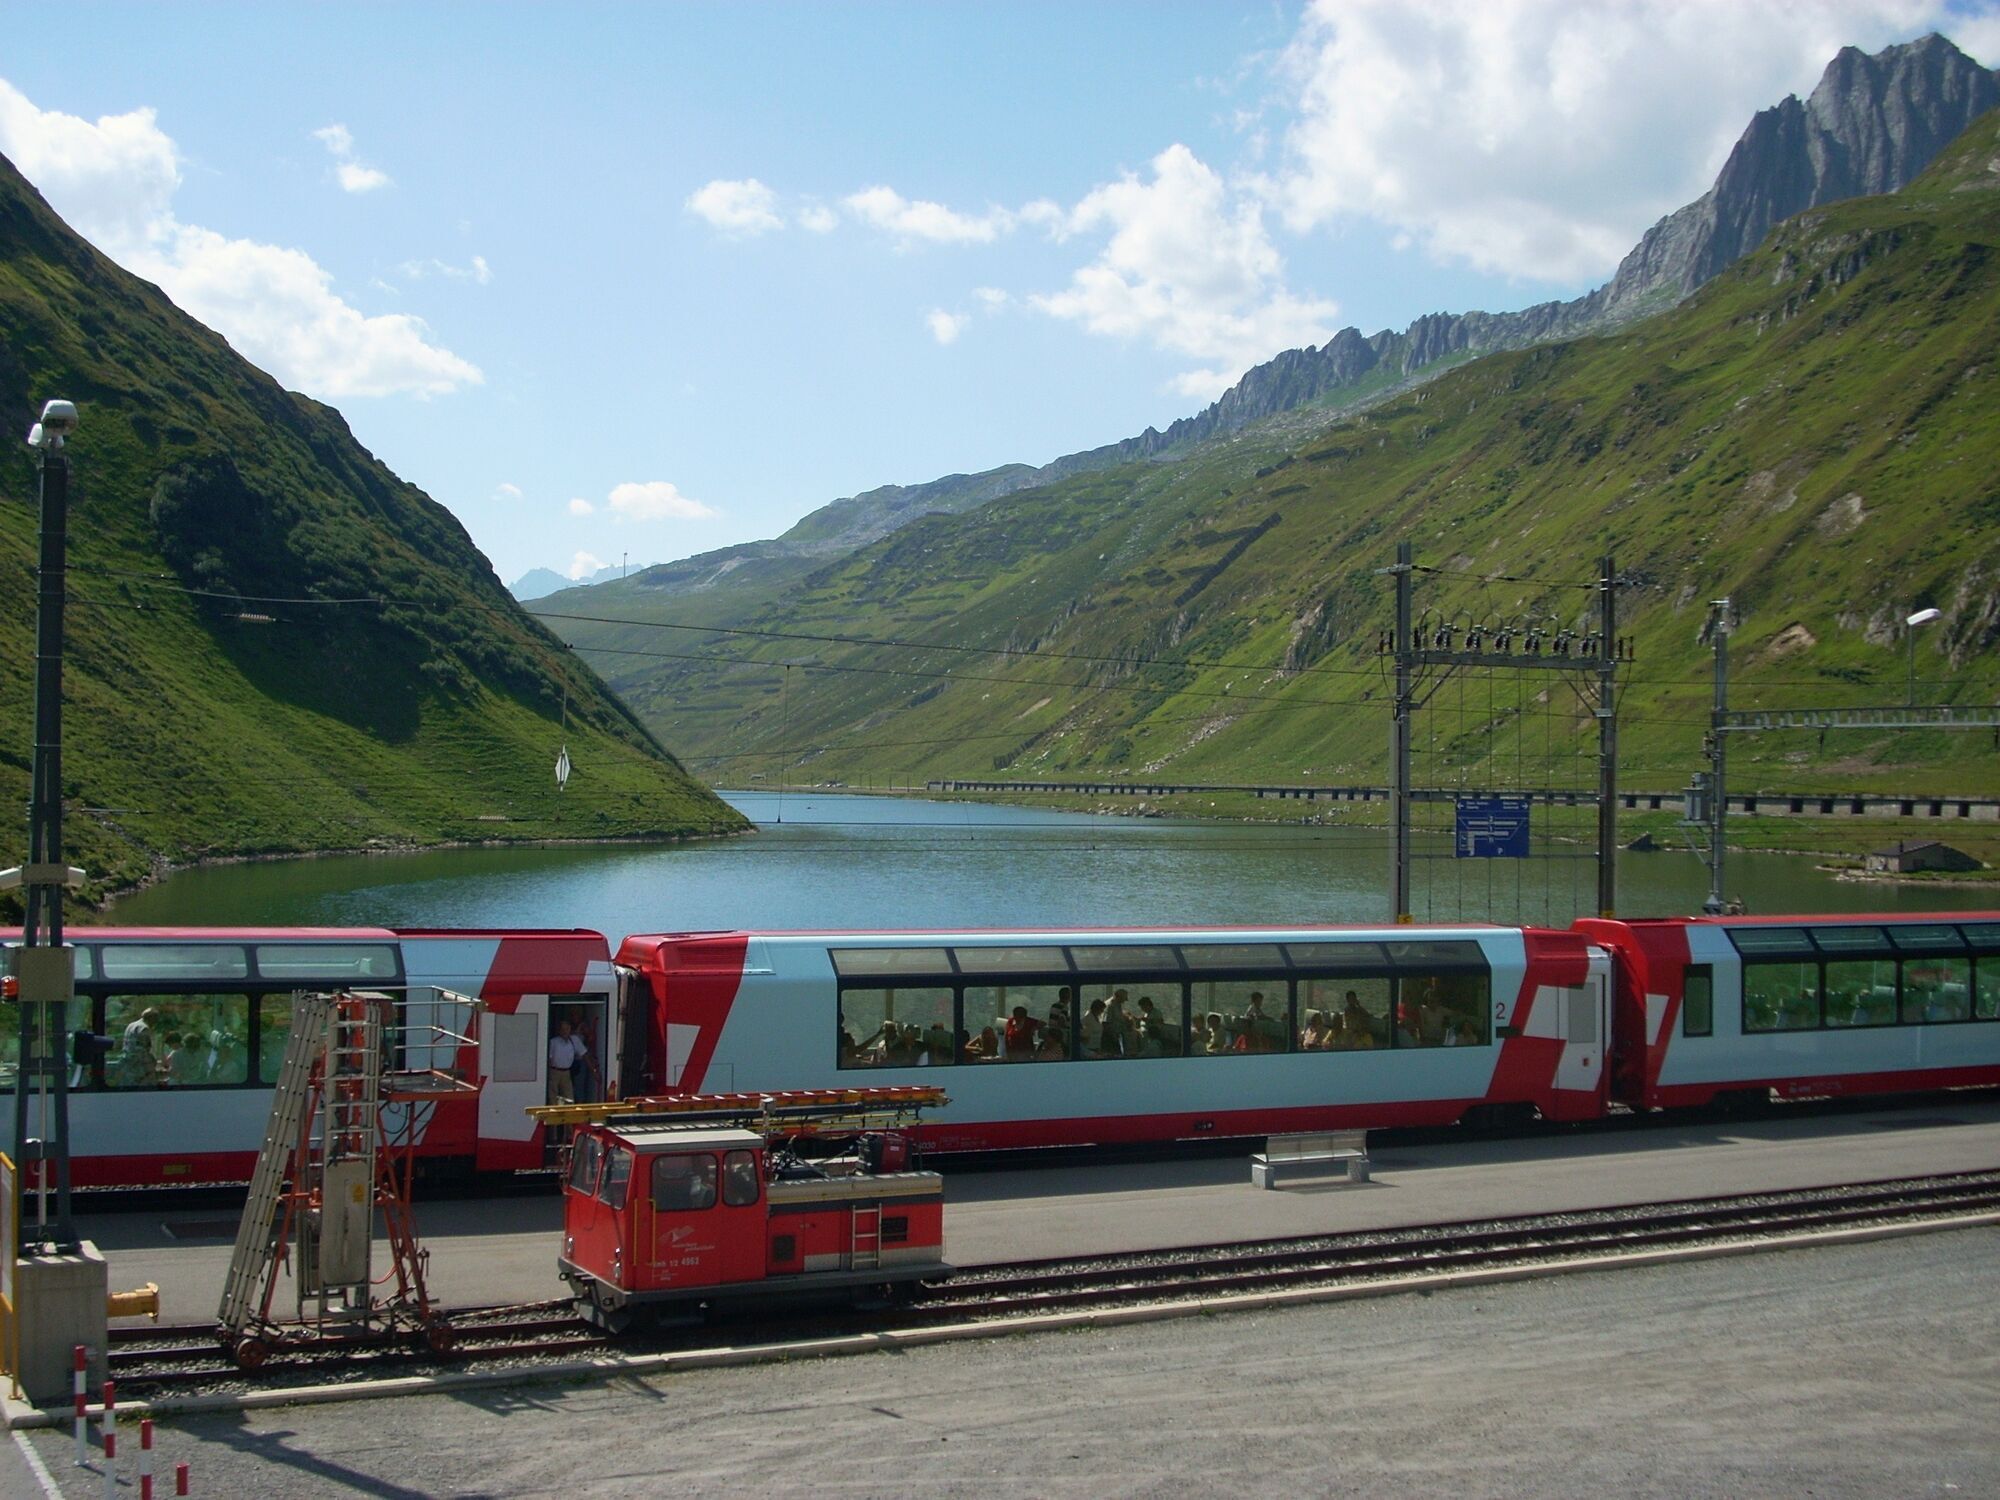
[8,1208,1996,1429]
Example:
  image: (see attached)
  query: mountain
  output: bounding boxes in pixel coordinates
[0,152,745,912]
[553,106,2000,802]
[511,559,654,601]
[543,34,2000,640]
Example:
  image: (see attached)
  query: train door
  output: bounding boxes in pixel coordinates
[640,1139,765,1291]
[477,993,548,1167]
[1546,965,1608,1119]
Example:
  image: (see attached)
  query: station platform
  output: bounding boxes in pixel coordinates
[68,1094,2000,1325]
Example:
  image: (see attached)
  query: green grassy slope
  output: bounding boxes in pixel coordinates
[0,156,744,911]
[552,117,2000,806]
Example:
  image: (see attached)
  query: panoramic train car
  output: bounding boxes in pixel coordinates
[1576,912,2000,1110]
[613,924,1615,1149]
[1,926,618,1185]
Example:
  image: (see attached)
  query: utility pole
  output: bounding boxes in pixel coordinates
[1389,540,1414,924]
[8,401,84,1254]
[1595,554,1618,918]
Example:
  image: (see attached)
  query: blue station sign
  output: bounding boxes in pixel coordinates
[1455,795,1531,858]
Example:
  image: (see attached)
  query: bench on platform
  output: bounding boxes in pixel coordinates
[1250,1129,1371,1189]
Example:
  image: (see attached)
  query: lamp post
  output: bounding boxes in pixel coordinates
[9,399,83,1254]
[1906,607,1941,707]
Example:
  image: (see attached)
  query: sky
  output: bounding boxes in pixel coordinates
[4,1,1999,588]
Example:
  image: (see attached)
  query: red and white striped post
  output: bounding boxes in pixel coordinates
[73,1345,89,1467]
[139,1416,155,1499]
[102,1378,118,1499]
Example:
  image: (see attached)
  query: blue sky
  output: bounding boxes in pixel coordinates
[4,2,1997,585]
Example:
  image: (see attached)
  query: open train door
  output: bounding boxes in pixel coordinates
[478,994,550,1169]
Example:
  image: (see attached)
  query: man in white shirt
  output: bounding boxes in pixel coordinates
[548,1018,583,1104]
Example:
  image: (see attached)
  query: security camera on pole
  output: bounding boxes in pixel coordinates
[3,399,109,1405]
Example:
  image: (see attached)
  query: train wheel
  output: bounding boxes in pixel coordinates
[231,1336,269,1372]
[424,1322,459,1358]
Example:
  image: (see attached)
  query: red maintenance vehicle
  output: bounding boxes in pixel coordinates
[537,1086,949,1331]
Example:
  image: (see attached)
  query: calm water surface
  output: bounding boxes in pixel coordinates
[104,792,1991,933]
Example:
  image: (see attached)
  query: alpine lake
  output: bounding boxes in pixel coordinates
[103,792,1994,934]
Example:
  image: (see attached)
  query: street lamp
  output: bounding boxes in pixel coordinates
[9,399,83,1257]
[1906,607,1941,707]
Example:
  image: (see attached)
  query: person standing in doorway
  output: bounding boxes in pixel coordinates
[548,1017,583,1105]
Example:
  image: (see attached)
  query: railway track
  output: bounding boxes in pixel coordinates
[102,1168,2000,1401]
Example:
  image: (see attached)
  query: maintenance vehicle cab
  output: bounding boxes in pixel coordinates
[547,1088,948,1330]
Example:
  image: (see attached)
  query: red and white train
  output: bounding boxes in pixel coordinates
[1,926,615,1185]
[5,911,1998,1184]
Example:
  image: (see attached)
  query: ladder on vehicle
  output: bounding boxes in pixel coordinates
[216,987,483,1368]
[850,1204,882,1271]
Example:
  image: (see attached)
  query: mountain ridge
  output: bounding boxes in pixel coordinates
[539,31,1998,612]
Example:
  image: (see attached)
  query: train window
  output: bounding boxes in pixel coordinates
[1179,944,1286,971]
[1962,925,2000,960]
[101,994,250,1088]
[1298,976,1389,1051]
[1728,928,1815,960]
[839,986,955,1069]
[1811,925,1889,953]
[1285,942,1391,973]
[1383,940,1488,974]
[98,944,250,982]
[1681,967,1713,1037]
[1395,972,1489,1047]
[258,996,298,1083]
[1887,925,1968,954]
[1186,980,1286,1057]
[599,1147,633,1210]
[1976,961,2000,1021]
[1743,961,1819,1032]
[568,1134,603,1196]
[256,944,399,981]
[830,949,954,978]
[722,1149,760,1207]
[962,984,1073,1063]
[1076,984,1184,1059]
[652,1153,718,1211]
[11,946,98,981]
[1068,946,1181,974]
[0,994,91,1094]
[951,947,1070,976]
[1824,958,1898,1027]
[1904,956,1973,1024]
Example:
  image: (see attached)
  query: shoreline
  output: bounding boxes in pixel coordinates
[97,823,756,913]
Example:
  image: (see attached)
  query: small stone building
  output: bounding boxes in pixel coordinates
[1864,840,1984,874]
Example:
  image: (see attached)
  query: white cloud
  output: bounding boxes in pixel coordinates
[567,497,595,516]
[496,482,523,500]
[401,255,493,284]
[1268,0,1951,283]
[843,185,1012,245]
[686,177,783,234]
[567,551,608,580]
[973,286,1009,309]
[1030,143,1338,392]
[313,122,391,193]
[606,480,718,522]
[926,309,969,345]
[1018,199,1067,237]
[797,201,839,233]
[0,81,477,399]
[336,161,390,194]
